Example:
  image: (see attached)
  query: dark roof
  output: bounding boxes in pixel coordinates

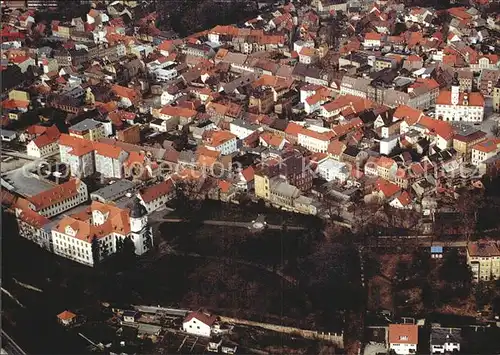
[130,196,147,218]
[430,327,462,346]
[343,145,360,157]
[358,110,376,124]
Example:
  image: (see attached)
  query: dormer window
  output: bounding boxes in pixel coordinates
[400,335,408,341]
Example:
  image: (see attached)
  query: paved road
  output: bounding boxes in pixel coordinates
[151,217,306,231]
[1,330,26,355]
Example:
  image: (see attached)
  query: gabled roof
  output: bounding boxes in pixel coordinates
[183,311,217,326]
[241,166,255,182]
[111,85,138,101]
[389,324,418,344]
[28,178,82,210]
[393,105,424,125]
[58,134,94,157]
[139,179,174,203]
[375,178,401,198]
[395,191,411,206]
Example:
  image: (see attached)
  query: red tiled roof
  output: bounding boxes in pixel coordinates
[472,138,500,153]
[28,178,81,210]
[183,311,217,326]
[285,122,304,137]
[376,178,401,198]
[327,139,346,156]
[111,85,138,101]
[467,242,500,257]
[57,310,76,321]
[419,116,454,140]
[377,156,396,169]
[208,130,237,147]
[139,179,174,203]
[58,134,94,157]
[218,180,232,193]
[389,324,418,345]
[2,99,29,110]
[16,206,51,228]
[93,141,124,159]
[365,32,382,41]
[394,105,424,125]
[241,166,254,182]
[396,191,411,206]
[300,127,335,142]
[436,91,484,106]
[31,129,60,148]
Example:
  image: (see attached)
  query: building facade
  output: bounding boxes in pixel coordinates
[467,242,500,281]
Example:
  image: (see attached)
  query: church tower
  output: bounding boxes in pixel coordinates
[129,197,153,255]
[451,72,460,106]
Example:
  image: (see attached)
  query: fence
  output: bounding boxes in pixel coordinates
[219,316,344,348]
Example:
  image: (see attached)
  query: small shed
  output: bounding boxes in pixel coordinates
[123,310,139,323]
[431,245,443,259]
[1,129,17,142]
[57,310,77,326]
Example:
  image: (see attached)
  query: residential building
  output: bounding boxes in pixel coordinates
[430,327,461,354]
[470,54,500,72]
[182,311,217,337]
[493,79,500,113]
[298,47,318,64]
[26,127,60,158]
[229,119,260,139]
[479,69,500,96]
[59,134,95,178]
[340,76,370,98]
[14,202,52,250]
[181,44,215,59]
[467,242,500,281]
[94,142,129,179]
[137,179,175,213]
[205,131,238,155]
[363,32,383,48]
[297,126,335,153]
[388,324,418,355]
[452,125,487,158]
[471,138,500,166]
[69,119,107,141]
[57,311,77,327]
[456,69,473,92]
[316,158,349,182]
[25,178,88,218]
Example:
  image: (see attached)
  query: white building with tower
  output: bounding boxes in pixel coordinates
[435,73,485,122]
[50,198,153,266]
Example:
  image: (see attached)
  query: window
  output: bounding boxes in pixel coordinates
[400,335,408,341]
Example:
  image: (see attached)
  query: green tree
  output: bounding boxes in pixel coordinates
[439,249,472,297]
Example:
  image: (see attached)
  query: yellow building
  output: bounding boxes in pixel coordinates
[69,118,106,141]
[8,90,30,102]
[467,242,500,282]
[493,80,500,113]
[452,126,487,159]
[254,171,270,200]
